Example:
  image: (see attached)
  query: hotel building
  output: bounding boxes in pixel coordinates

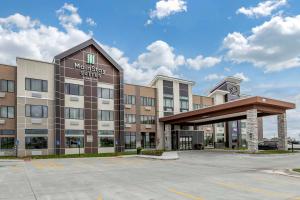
[0,39,295,157]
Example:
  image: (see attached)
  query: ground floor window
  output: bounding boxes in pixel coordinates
[141,132,156,149]
[0,137,14,149]
[65,130,84,148]
[99,136,114,147]
[65,137,84,148]
[125,132,136,149]
[25,137,48,149]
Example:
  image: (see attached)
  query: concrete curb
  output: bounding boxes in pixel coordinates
[137,152,179,160]
[262,169,300,178]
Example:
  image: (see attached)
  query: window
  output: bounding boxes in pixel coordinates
[87,53,95,64]
[241,122,246,128]
[179,83,189,97]
[163,80,173,95]
[0,106,14,118]
[65,83,83,96]
[125,114,136,124]
[65,108,84,120]
[216,123,224,128]
[65,130,84,136]
[193,104,203,110]
[25,137,48,149]
[25,129,48,135]
[65,137,84,148]
[99,137,114,147]
[163,97,173,112]
[180,99,189,112]
[25,105,48,118]
[0,130,16,135]
[98,87,114,99]
[141,132,156,149]
[0,137,14,149]
[25,78,48,92]
[140,115,155,124]
[0,80,14,92]
[125,132,136,149]
[98,130,114,136]
[98,110,114,121]
[141,96,155,107]
[124,95,136,105]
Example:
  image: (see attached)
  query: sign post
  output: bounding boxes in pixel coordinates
[78,141,81,156]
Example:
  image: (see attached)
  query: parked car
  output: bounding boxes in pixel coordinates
[258,141,278,150]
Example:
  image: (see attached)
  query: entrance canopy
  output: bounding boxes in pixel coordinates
[159,96,295,125]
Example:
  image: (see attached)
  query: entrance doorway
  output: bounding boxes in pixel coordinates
[179,136,192,150]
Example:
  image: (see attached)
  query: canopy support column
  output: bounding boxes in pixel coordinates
[246,109,258,153]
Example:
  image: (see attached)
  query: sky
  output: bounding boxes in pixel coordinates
[0,0,300,139]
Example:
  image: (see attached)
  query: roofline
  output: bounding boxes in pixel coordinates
[209,76,242,94]
[54,38,123,72]
[0,63,16,68]
[208,89,230,97]
[149,74,195,86]
[16,57,53,65]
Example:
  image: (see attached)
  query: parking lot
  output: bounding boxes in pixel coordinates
[1,151,300,200]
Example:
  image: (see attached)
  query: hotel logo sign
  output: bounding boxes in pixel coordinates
[74,62,106,79]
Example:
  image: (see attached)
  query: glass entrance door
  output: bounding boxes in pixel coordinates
[179,136,192,150]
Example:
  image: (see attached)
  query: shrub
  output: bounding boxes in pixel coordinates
[141,150,164,156]
[137,147,142,155]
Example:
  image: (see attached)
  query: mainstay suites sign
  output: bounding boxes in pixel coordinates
[74,62,106,79]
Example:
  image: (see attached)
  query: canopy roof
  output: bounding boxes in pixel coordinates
[159,96,296,125]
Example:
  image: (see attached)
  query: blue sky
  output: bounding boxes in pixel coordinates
[1,0,300,139]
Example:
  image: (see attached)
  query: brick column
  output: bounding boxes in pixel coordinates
[164,124,172,150]
[246,109,258,153]
[277,112,288,150]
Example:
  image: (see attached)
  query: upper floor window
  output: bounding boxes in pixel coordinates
[124,95,136,105]
[140,115,155,124]
[163,80,173,95]
[193,104,203,110]
[65,107,84,120]
[65,83,83,96]
[141,96,155,107]
[25,105,48,118]
[87,53,95,64]
[163,97,174,111]
[125,114,136,124]
[98,110,114,121]
[25,78,48,92]
[98,88,114,99]
[0,106,14,119]
[180,99,189,112]
[0,130,16,135]
[0,80,14,92]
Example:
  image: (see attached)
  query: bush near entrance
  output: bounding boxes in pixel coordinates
[293,169,300,173]
[141,150,164,156]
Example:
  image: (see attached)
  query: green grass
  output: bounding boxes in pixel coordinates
[1,151,137,160]
[293,169,300,173]
[238,150,297,154]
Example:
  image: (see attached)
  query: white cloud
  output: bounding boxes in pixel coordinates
[187,55,221,70]
[86,17,96,26]
[223,15,300,72]
[233,72,249,82]
[236,0,287,18]
[56,3,82,29]
[102,40,183,84]
[224,67,231,72]
[147,0,187,24]
[0,5,91,65]
[0,4,188,85]
[204,74,225,81]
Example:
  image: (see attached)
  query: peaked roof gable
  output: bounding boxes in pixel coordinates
[54,38,123,72]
